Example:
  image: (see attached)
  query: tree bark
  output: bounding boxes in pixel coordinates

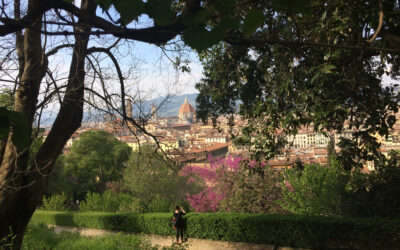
[0,1,95,249]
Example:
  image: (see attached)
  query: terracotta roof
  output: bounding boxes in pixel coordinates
[179,97,195,115]
[190,142,231,153]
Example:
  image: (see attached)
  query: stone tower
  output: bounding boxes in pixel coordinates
[125,99,132,118]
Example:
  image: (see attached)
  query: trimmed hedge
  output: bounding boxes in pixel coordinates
[31,211,400,249]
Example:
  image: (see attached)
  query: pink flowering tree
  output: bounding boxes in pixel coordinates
[180,155,241,212]
[181,155,283,213]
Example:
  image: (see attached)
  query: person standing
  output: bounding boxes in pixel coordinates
[173,205,186,244]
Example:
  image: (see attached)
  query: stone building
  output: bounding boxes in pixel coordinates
[178,97,196,124]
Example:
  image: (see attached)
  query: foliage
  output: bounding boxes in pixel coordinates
[47,156,77,199]
[182,156,282,213]
[195,0,400,168]
[0,89,29,151]
[181,156,241,212]
[31,211,400,249]
[280,154,400,218]
[342,151,400,218]
[22,224,155,250]
[80,190,144,213]
[31,211,176,235]
[219,160,283,213]
[97,0,305,51]
[147,197,171,213]
[0,107,29,150]
[280,159,348,216]
[122,147,197,210]
[0,88,14,109]
[27,132,44,167]
[64,130,131,197]
[41,193,70,212]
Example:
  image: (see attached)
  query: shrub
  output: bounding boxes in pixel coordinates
[343,165,400,218]
[122,146,199,210]
[79,191,144,213]
[31,211,400,249]
[280,160,347,216]
[218,160,283,213]
[41,193,69,211]
[80,192,118,212]
[117,195,144,213]
[147,197,171,212]
[182,156,282,213]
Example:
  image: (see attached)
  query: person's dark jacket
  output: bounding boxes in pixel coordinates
[173,210,186,228]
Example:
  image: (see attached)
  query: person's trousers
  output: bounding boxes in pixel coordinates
[176,227,183,242]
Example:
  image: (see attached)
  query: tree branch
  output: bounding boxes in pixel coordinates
[366,1,384,43]
[225,37,400,53]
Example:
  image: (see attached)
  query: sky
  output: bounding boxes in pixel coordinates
[52,1,203,100]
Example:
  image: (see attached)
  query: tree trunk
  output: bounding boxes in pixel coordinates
[327,133,335,167]
[0,1,95,249]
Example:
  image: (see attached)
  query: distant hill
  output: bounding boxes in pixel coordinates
[150,93,198,117]
[39,93,199,126]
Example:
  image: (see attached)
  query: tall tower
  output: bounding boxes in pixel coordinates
[150,105,157,123]
[125,99,132,118]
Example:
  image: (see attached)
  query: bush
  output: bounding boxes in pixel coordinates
[343,165,400,218]
[117,195,144,213]
[31,211,400,249]
[147,197,171,212]
[123,148,199,210]
[280,160,347,216]
[41,193,69,211]
[80,191,144,213]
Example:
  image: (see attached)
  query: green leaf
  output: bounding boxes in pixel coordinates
[114,0,145,25]
[213,0,236,10]
[183,25,215,52]
[96,0,113,11]
[212,16,239,39]
[183,7,215,26]
[145,0,175,26]
[322,64,336,74]
[0,107,29,150]
[7,111,29,150]
[183,15,238,52]
[272,0,311,14]
[0,115,10,141]
[242,9,264,38]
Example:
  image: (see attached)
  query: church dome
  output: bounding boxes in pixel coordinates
[179,97,195,116]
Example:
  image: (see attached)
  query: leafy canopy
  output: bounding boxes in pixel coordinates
[94,0,311,51]
[122,146,198,209]
[63,130,131,196]
[195,0,400,167]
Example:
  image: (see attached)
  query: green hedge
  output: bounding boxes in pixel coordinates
[31,211,400,249]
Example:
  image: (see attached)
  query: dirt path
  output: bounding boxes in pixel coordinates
[48,225,308,250]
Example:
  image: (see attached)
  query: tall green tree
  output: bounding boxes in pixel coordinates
[122,146,198,210]
[280,160,348,216]
[63,130,131,197]
[196,0,400,169]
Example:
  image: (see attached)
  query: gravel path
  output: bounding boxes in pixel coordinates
[48,225,307,250]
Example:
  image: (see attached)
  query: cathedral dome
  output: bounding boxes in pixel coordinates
[179,97,195,116]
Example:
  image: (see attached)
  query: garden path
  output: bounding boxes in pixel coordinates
[48,225,309,250]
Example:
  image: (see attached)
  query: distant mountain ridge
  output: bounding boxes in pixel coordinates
[39,93,199,126]
[150,93,198,117]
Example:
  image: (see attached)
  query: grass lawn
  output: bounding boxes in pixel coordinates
[22,224,185,250]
